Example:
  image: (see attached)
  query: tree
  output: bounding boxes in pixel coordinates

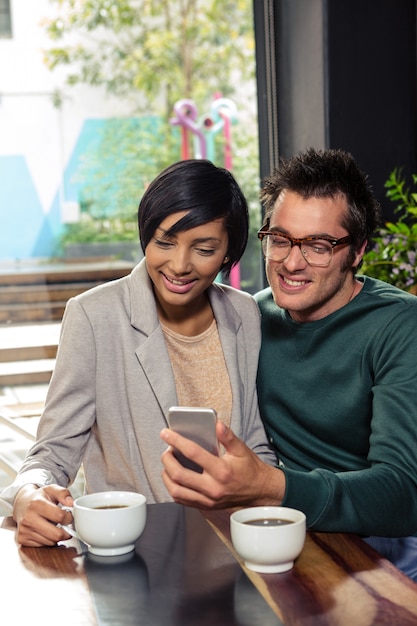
[43,0,263,290]
[43,0,256,116]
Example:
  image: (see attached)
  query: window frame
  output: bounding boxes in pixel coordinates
[0,0,12,39]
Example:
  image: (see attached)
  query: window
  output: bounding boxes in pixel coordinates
[0,0,12,38]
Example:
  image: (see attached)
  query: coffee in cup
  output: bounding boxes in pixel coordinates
[230,506,306,573]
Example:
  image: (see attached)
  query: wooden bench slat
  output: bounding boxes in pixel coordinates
[0,345,57,363]
[0,303,67,324]
[0,282,100,305]
[0,260,134,286]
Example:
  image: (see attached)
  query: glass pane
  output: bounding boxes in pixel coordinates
[0,1,263,501]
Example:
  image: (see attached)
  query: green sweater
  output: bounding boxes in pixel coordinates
[255,276,417,537]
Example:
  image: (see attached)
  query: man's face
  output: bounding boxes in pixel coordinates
[265,190,366,322]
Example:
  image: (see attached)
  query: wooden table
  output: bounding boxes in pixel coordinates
[2,503,417,625]
[205,509,417,625]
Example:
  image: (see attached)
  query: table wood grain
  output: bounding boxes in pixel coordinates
[203,508,417,625]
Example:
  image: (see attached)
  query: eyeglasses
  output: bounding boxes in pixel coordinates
[257,229,352,267]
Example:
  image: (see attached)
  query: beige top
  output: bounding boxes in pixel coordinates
[162,319,233,427]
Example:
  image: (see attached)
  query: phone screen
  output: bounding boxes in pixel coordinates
[167,406,218,473]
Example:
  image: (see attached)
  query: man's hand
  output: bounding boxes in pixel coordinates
[13,484,75,547]
[161,421,285,509]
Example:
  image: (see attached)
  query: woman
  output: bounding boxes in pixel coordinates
[3,159,275,547]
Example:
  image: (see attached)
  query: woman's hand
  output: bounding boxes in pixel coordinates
[13,484,74,547]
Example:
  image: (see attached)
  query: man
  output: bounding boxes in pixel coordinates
[161,148,417,580]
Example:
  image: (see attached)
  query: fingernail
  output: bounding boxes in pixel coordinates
[218,421,227,435]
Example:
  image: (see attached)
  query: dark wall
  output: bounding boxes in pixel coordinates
[253,0,417,219]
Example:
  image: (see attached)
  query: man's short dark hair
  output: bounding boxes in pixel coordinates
[260,148,381,250]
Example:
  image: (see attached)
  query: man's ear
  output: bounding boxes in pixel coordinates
[352,239,368,268]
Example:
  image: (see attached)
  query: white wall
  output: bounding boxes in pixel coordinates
[0,0,131,258]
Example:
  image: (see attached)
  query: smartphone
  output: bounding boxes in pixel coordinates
[167,406,219,473]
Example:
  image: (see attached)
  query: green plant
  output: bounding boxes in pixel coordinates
[360,168,417,290]
[59,213,138,246]
[55,116,177,252]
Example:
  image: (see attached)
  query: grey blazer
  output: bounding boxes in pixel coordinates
[11,260,275,503]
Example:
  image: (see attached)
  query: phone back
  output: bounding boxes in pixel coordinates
[168,406,218,472]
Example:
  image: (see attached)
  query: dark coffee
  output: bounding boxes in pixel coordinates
[244,518,294,527]
[93,505,129,510]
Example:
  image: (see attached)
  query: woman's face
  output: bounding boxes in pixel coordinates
[145,211,229,312]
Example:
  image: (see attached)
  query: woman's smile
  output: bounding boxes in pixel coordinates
[161,272,198,294]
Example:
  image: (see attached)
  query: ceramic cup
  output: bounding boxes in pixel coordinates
[61,490,147,556]
[230,505,306,573]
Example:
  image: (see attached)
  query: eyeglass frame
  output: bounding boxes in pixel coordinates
[257,228,352,267]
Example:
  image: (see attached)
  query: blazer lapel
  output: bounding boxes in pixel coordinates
[135,328,178,425]
[129,260,178,423]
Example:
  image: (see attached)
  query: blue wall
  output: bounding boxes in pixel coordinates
[0,120,106,260]
[1,156,47,259]
[1,116,164,261]
[1,119,108,261]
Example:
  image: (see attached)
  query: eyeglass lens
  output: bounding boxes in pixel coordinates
[262,234,333,266]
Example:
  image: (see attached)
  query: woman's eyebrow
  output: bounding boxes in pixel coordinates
[155,228,221,244]
[155,227,174,238]
[191,236,222,244]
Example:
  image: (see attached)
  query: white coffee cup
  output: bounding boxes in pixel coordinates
[230,506,306,573]
[61,490,147,556]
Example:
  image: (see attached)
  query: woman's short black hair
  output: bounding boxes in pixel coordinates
[138,159,249,277]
